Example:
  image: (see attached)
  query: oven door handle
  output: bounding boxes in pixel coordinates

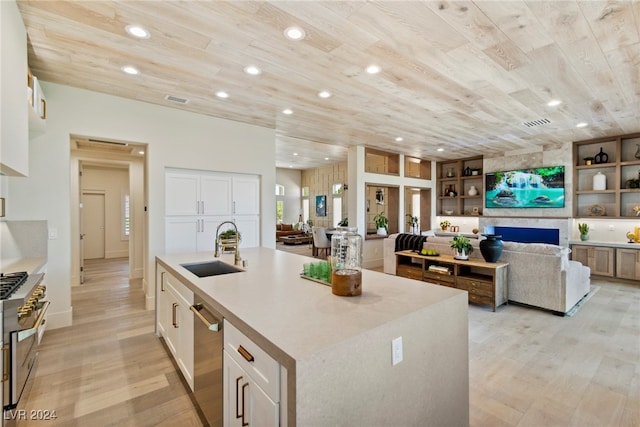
[17,301,50,342]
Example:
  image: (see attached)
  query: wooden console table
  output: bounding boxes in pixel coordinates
[395,250,508,312]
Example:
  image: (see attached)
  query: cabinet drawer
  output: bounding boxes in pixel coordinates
[468,293,493,307]
[457,277,493,297]
[224,320,280,402]
[397,265,423,280]
[423,271,455,284]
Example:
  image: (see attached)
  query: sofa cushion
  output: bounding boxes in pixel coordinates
[281,223,293,231]
[276,224,283,231]
[394,233,428,252]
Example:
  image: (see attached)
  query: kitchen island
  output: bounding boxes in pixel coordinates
[157,247,469,427]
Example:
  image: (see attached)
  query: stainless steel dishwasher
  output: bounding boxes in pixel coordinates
[190,299,224,427]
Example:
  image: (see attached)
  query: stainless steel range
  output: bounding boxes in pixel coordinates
[1,271,49,422]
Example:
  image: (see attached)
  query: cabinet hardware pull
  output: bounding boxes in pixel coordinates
[172,303,178,328]
[233,201,236,214]
[160,271,165,292]
[1,346,8,382]
[237,345,254,362]
[242,382,249,426]
[235,376,243,419]
[17,301,50,342]
[201,201,205,214]
[189,304,221,331]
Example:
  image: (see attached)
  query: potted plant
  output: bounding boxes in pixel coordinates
[440,220,451,231]
[450,235,473,260]
[406,214,419,234]
[373,211,388,236]
[338,217,349,227]
[578,223,589,241]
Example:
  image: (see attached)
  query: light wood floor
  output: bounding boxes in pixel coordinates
[22,255,639,426]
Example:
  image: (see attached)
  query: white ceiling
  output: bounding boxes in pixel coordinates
[17,1,640,169]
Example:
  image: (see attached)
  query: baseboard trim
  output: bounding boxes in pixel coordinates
[46,307,73,329]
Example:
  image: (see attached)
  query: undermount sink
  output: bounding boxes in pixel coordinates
[181,260,244,278]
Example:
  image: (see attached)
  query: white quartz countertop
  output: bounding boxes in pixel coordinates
[569,240,639,249]
[0,257,47,274]
[157,248,465,367]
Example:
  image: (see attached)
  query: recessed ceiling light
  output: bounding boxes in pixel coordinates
[317,91,332,99]
[547,99,562,107]
[282,108,293,115]
[293,152,298,156]
[284,26,305,40]
[366,64,381,74]
[244,65,262,75]
[395,137,403,142]
[121,65,139,75]
[125,25,150,39]
[437,148,445,152]
[216,91,229,99]
[324,157,329,161]
[576,122,588,128]
[138,150,145,155]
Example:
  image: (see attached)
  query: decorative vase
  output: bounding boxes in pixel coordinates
[480,234,503,263]
[468,185,478,196]
[377,227,387,236]
[580,233,589,241]
[593,172,606,191]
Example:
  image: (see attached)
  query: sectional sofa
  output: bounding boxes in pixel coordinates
[384,234,591,315]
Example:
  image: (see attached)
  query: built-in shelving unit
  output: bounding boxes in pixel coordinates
[436,155,483,216]
[573,133,640,218]
[365,147,399,175]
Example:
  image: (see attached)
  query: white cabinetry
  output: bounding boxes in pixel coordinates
[1,0,29,176]
[223,321,279,427]
[156,265,194,390]
[165,169,260,253]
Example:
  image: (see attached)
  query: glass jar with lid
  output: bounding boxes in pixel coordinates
[330,227,362,296]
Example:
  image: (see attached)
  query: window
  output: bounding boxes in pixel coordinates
[275,184,285,196]
[276,200,284,222]
[301,186,309,197]
[121,192,130,240]
[332,183,343,195]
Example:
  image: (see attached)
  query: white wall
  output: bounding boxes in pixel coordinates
[7,82,276,328]
[275,168,302,224]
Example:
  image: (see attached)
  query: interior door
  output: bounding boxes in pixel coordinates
[82,192,106,259]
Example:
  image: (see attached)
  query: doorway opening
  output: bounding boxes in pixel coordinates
[70,136,147,287]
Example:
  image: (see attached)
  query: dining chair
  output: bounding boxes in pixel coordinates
[311,226,331,258]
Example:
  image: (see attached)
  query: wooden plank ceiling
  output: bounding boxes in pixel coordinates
[17,1,640,169]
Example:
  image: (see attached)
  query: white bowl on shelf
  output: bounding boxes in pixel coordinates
[444,210,454,215]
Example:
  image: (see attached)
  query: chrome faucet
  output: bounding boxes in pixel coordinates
[214,221,241,266]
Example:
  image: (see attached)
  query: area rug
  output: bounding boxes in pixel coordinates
[565,286,600,317]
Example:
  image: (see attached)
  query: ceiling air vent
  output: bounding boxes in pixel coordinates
[164,94,189,104]
[522,118,551,128]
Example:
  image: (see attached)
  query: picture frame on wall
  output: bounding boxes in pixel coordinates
[316,195,326,217]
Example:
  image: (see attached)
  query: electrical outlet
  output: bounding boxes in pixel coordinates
[48,228,58,239]
[392,336,403,366]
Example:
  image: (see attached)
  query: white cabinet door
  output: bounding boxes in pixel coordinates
[198,215,233,252]
[223,352,278,427]
[166,172,200,216]
[233,176,260,215]
[201,174,233,216]
[156,267,169,337]
[234,216,259,249]
[165,217,199,254]
[165,276,194,390]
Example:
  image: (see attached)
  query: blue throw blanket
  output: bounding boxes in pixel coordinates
[394,233,427,253]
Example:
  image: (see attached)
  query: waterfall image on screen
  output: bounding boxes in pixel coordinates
[485,166,565,208]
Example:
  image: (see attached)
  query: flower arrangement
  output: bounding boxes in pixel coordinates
[373,212,389,231]
[439,220,451,230]
[634,205,640,217]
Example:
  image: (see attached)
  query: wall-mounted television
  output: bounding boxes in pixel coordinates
[485,166,565,208]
